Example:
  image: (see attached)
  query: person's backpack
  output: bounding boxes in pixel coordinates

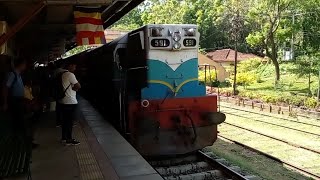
[53,71,71,101]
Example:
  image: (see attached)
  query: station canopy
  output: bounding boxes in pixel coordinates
[0,0,143,61]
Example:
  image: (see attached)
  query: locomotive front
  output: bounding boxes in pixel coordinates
[128,24,225,156]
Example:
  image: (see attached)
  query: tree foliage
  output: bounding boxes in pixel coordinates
[246,0,293,83]
[111,8,143,30]
[108,0,320,84]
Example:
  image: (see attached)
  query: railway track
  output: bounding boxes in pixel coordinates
[219,104,320,129]
[218,135,320,180]
[222,109,320,137]
[219,122,320,179]
[148,151,256,180]
[223,122,320,154]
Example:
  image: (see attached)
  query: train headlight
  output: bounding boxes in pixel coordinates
[173,33,181,42]
[184,28,196,36]
[151,28,162,37]
[173,42,181,50]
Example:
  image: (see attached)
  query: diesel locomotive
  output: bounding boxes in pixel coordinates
[57,24,225,156]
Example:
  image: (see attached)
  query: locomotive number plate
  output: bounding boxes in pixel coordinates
[151,39,170,47]
[183,39,197,47]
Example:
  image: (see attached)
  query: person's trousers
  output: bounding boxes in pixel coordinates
[61,104,77,140]
[8,98,30,139]
[56,102,62,126]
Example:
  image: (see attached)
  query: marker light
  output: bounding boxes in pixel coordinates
[185,28,196,36]
[173,32,181,42]
[151,28,162,37]
[173,42,181,50]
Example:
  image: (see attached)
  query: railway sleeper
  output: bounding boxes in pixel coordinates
[149,156,199,167]
[164,170,223,180]
[156,161,210,176]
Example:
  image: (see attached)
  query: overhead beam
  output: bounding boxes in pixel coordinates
[0,0,111,5]
[101,0,130,21]
[25,24,75,30]
[103,0,144,28]
[0,1,46,47]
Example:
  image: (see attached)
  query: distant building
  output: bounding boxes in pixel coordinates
[198,53,228,82]
[206,49,264,68]
[104,29,129,42]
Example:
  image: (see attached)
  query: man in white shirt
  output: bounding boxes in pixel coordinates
[60,61,81,145]
[53,64,66,127]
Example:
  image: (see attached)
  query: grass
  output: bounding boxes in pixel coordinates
[222,111,320,150]
[213,106,320,178]
[219,124,320,173]
[220,102,320,127]
[221,104,320,135]
[245,73,317,95]
[217,62,320,108]
[206,139,313,180]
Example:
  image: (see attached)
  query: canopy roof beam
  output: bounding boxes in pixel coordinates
[0,1,46,47]
[0,0,111,5]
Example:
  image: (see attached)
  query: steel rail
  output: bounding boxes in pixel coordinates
[223,110,320,137]
[218,135,320,180]
[220,104,320,128]
[198,151,250,180]
[223,122,320,154]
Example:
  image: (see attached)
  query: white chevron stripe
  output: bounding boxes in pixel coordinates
[148,50,198,71]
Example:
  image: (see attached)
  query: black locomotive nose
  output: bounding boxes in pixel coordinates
[201,112,226,125]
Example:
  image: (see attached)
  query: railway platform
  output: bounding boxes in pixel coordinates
[6,98,162,180]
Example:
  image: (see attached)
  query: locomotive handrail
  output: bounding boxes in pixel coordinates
[127,66,148,70]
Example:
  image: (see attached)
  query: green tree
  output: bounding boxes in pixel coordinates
[294,54,320,95]
[141,0,188,24]
[246,0,292,84]
[183,0,227,50]
[111,8,143,30]
[295,0,320,55]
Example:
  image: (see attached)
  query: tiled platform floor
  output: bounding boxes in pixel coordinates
[5,98,163,180]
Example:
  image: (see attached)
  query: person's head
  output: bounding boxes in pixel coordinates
[66,61,77,73]
[13,58,27,72]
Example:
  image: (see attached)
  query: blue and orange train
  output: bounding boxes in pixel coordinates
[59,24,225,156]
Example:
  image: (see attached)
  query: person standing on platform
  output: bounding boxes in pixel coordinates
[53,63,65,127]
[24,78,40,148]
[59,61,81,145]
[1,58,28,137]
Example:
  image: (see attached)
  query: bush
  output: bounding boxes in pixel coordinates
[219,80,232,88]
[238,91,258,99]
[256,76,263,83]
[304,97,318,109]
[238,58,262,73]
[220,88,233,96]
[211,80,220,87]
[237,72,257,88]
[288,96,304,107]
[261,95,278,103]
[199,70,217,86]
[256,63,274,78]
